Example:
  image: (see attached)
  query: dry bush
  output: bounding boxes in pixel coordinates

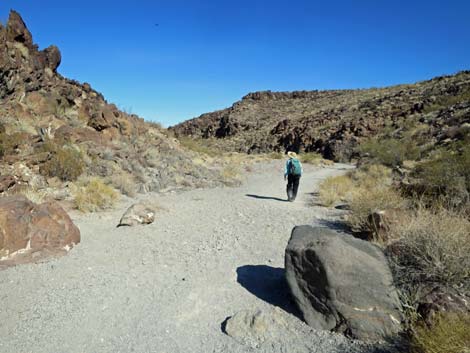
[221,165,242,186]
[410,312,470,353]
[318,175,353,207]
[267,151,283,160]
[409,145,470,209]
[18,188,47,204]
[177,136,218,157]
[40,141,85,181]
[347,186,407,232]
[109,172,136,197]
[73,177,119,212]
[387,207,470,292]
[349,163,393,189]
[300,152,323,165]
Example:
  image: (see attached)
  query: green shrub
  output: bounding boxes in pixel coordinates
[410,312,470,353]
[357,136,421,167]
[300,152,323,165]
[73,177,119,212]
[410,146,470,208]
[41,142,85,181]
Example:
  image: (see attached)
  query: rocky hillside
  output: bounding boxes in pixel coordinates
[171,71,470,161]
[0,11,224,198]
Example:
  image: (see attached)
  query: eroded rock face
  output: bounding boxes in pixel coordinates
[285,225,403,341]
[0,195,80,268]
[171,72,470,161]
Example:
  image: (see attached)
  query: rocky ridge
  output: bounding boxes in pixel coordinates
[0,11,225,198]
[171,71,470,161]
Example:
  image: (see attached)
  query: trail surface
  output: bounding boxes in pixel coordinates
[0,161,378,353]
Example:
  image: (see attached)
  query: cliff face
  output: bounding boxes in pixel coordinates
[171,72,470,161]
[0,11,222,195]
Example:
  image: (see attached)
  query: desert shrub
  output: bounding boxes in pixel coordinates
[268,151,283,160]
[357,136,421,167]
[221,165,242,186]
[177,136,218,157]
[0,132,24,157]
[410,146,470,209]
[300,152,323,165]
[73,177,119,212]
[109,172,136,197]
[410,312,470,353]
[387,207,470,292]
[347,186,407,232]
[349,164,393,189]
[318,175,353,207]
[40,141,85,181]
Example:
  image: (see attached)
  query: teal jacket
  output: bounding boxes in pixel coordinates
[284,158,303,177]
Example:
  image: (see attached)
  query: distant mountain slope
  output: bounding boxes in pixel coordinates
[0,10,224,196]
[171,71,470,161]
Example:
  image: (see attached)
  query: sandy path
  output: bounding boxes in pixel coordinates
[0,161,373,353]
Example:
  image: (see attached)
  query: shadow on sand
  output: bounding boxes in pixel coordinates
[236,264,302,318]
[245,194,288,202]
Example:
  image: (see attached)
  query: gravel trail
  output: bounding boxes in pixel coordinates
[0,161,379,353]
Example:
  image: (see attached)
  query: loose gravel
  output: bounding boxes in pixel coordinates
[0,161,387,353]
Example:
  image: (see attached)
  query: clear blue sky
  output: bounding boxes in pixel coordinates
[1,1,469,126]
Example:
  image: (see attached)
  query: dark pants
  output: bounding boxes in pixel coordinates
[286,174,301,201]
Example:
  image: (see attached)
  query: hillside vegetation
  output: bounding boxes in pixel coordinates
[0,11,239,209]
[172,71,470,163]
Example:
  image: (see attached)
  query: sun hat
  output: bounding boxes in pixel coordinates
[287,151,297,159]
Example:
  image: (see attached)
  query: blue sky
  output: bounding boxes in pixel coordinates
[1,1,469,126]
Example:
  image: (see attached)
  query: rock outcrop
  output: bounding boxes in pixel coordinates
[0,10,228,197]
[0,195,80,268]
[171,72,470,161]
[284,225,403,341]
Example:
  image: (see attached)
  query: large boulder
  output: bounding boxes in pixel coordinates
[0,195,80,268]
[285,225,403,341]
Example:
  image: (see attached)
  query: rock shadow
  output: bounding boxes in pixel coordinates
[236,265,302,318]
[245,194,288,202]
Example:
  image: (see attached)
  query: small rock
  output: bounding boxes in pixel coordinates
[117,202,157,227]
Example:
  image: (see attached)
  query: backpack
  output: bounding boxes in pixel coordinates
[289,158,302,175]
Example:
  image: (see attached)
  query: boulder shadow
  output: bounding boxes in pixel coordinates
[245,194,288,202]
[236,264,302,318]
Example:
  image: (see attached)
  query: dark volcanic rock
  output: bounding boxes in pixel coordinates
[0,195,80,268]
[172,72,470,161]
[285,225,403,341]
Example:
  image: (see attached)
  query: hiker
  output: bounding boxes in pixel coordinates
[284,151,302,201]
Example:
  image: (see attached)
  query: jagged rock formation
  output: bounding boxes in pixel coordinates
[0,10,225,197]
[171,71,470,161]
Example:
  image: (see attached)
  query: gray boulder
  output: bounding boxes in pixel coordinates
[117,202,157,227]
[285,225,403,341]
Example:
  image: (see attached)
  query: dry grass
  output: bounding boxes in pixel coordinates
[300,152,323,165]
[410,312,470,353]
[318,175,353,206]
[387,207,470,291]
[109,172,136,197]
[40,141,85,181]
[347,186,407,232]
[73,177,119,212]
[221,165,242,186]
[18,188,47,204]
